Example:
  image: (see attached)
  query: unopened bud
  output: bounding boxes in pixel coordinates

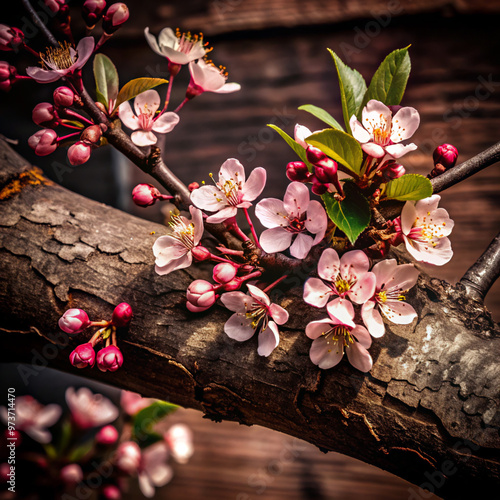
[96,425,119,445]
[28,129,58,156]
[188,182,199,192]
[191,245,211,262]
[95,101,107,113]
[286,161,312,183]
[32,102,57,127]
[60,464,83,485]
[102,3,129,34]
[59,308,91,334]
[132,183,160,207]
[69,342,95,368]
[82,0,107,27]
[53,86,74,107]
[97,345,124,372]
[112,302,133,327]
[80,124,102,144]
[0,25,24,52]
[43,0,69,16]
[314,161,338,184]
[213,262,237,284]
[383,162,405,180]
[186,280,216,312]
[311,178,328,196]
[102,485,122,499]
[433,143,458,170]
[306,146,327,165]
[68,141,92,165]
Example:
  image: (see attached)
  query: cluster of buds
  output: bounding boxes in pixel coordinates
[84,1,129,51]
[60,302,133,373]
[131,183,173,207]
[429,143,458,178]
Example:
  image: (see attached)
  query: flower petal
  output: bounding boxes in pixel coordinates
[305,318,334,339]
[385,143,417,159]
[144,27,163,56]
[326,299,355,327]
[189,206,204,246]
[255,198,288,228]
[390,106,420,142]
[303,278,333,308]
[212,82,241,94]
[348,272,376,304]
[73,37,95,70]
[220,291,250,313]
[241,167,267,202]
[269,304,289,325]
[206,206,238,223]
[153,236,186,261]
[317,248,340,282]
[283,182,310,218]
[26,427,52,444]
[371,259,399,289]
[289,233,313,259]
[388,264,420,293]
[362,142,386,158]
[155,252,192,276]
[26,66,64,83]
[219,158,245,184]
[379,299,418,325]
[351,325,372,349]
[361,301,385,338]
[118,101,139,130]
[310,336,344,369]
[362,100,391,135]
[349,115,371,143]
[224,313,255,341]
[153,112,180,133]
[339,249,370,282]
[259,227,293,254]
[131,130,157,146]
[134,89,161,116]
[190,185,227,212]
[345,341,373,372]
[305,200,327,238]
[294,124,312,148]
[257,321,280,357]
[401,201,418,235]
[246,284,271,306]
[37,405,62,427]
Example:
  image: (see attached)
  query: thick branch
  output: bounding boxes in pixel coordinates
[21,0,58,47]
[1,141,499,499]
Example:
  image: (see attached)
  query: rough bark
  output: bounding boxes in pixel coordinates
[0,140,499,499]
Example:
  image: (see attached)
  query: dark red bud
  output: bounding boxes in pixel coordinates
[433,143,458,170]
[188,182,200,192]
[286,161,312,183]
[305,146,327,165]
[311,178,328,196]
[80,124,102,144]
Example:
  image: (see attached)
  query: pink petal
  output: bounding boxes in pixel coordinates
[362,100,391,135]
[420,207,454,237]
[224,313,255,341]
[404,235,453,266]
[388,264,420,293]
[191,185,227,212]
[361,301,385,338]
[305,318,333,339]
[153,236,186,261]
[339,249,370,282]
[303,278,333,308]
[144,27,163,56]
[269,304,289,325]
[241,167,267,202]
[257,321,280,357]
[189,206,204,245]
[26,427,52,444]
[401,201,417,235]
[134,89,161,115]
[390,106,420,142]
[283,182,310,218]
[37,405,62,427]
[317,248,340,282]
[131,130,157,146]
[349,115,371,143]
[259,227,293,254]
[305,200,327,237]
[219,158,245,184]
[415,195,441,216]
[255,198,288,228]
[351,325,372,349]
[153,112,180,133]
[73,37,95,70]
[385,143,417,158]
[246,284,271,307]
[212,82,241,94]
[118,101,139,130]
[155,253,192,276]
[345,341,373,372]
[348,272,376,304]
[379,299,418,325]
[326,299,355,327]
[206,206,237,223]
[289,233,313,259]
[220,291,250,313]
[362,142,386,158]
[26,66,64,83]
[138,473,155,498]
[294,124,313,148]
[371,259,399,289]
[310,336,344,369]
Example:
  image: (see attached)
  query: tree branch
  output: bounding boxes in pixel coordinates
[21,0,58,47]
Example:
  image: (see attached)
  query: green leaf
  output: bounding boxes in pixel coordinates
[132,401,178,441]
[68,439,94,462]
[115,78,169,109]
[322,182,371,244]
[327,50,367,133]
[305,128,363,175]
[267,124,312,169]
[93,54,119,111]
[298,104,344,131]
[384,174,433,201]
[361,47,411,110]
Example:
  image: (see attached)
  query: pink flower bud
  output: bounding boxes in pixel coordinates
[112,302,133,327]
[115,441,141,475]
[32,102,57,127]
[43,0,68,15]
[80,124,102,144]
[28,129,58,156]
[221,278,242,292]
[311,178,328,196]
[213,262,237,284]
[433,143,458,170]
[102,485,122,500]
[53,86,74,107]
[383,162,405,180]
[286,161,313,183]
[314,160,338,184]
[0,61,16,91]
[0,25,24,52]
[82,0,107,27]
[96,425,119,445]
[186,280,216,312]
[306,146,327,165]
[191,245,211,262]
[188,182,200,192]
[69,342,96,368]
[68,141,92,165]
[59,308,90,334]
[60,464,83,485]
[97,345,124,372]
[102,3,129,34]
[131,183,160,207]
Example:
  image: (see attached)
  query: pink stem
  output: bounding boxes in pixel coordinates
[57,132,81,142]
[60,123,85,131]
[22,43,39,58]
[90,320,110,327]
[63,109,94,126]
[15,75,33,81]
[158,194,174,200]
[111,328,117,346]
[263,275,289,293]
[209,253,241,266]
[216,246,245,257]
[161,76,175,113]
[243,207,261,249]
[174,97,189,114]
[238,270,262,283]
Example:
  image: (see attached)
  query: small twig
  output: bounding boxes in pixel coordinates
[432,141,500,193]
[21,0,58,47]
[460,231,500,301]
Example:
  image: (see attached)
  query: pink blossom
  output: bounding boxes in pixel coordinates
[112,302,133,327]
[350,99,420,158]
[186,280,217,312]
[69,342,95,369]
[144,27,207,65]
[255,182,327,259]
[304,249,376,309]
[32,102,57,127]
[153,206,204,276]
[164,424,193,464]
[53,86,74,107]
[60,464,83,485]
[213,262,237,284]
[0,395,61,443]
[220,284,289,357]
[102,3,129,34]
[97,345,124,372]
[187,59,241,97]
[28,129,58,156]
[190,158,266,223]
[138,442,173,498]
[59,308,90,334]
[398,194,454,266]
[82,0,106,28]
[115,441,142,475]
[26,37,95,83]
[65,387,119,429]
[294,124,320,149]
[0,25,24,52]
[306,301,372,372]
[68,141,92,165]
[120,391,157,416]
[132,183,160,207]
[119,89,179,146]
[361,259,419,338]
[96,425,119,445]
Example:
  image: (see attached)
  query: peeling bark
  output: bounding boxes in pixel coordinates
[0,140,499,499]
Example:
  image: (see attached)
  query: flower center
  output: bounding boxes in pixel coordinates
[411,212,447,247]
[322,325,354,352]
[175,28,209,55]
[40,41,76,70]
[376,289,406,304]
[246,304,268,331]
[209,173,242,206]
[169,213,195,249]
[287,216,306,233]
[334,278,351,295]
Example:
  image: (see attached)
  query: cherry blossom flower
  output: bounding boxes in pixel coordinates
[120,390,157,416]
[294,123,321,149]
[397,194,454,266]
[187,59,241,97]
[138,442,173,498]
[306,300,372,372]
[362,259,419,338]
[119,89,179,146]
[144,27,207,65]
[26,37,94,83]
[0,395,61,443]
[304,249,376,308]
[190,158,266,223]
[220,284,289,357]
[153,206,204,276]
[164,424,194,464]
[255,182,327,259]
[65,387,119,429]
[349,99,420,158]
